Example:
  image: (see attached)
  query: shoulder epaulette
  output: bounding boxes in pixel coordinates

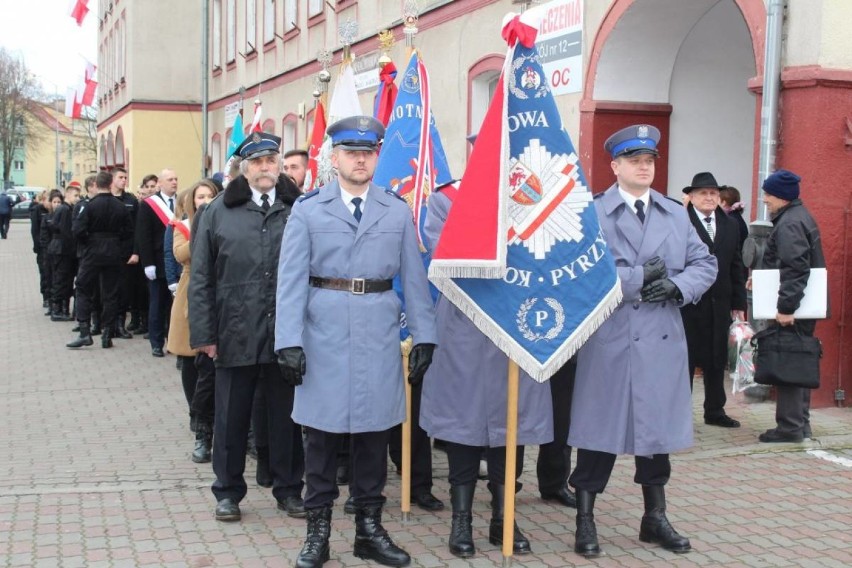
[385,189,405,201]
[664,196,683,206]
[593,192,605,199]
[297,189,320,202]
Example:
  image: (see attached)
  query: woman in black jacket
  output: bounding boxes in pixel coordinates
[46,190,76,321]
[30,191,52,310]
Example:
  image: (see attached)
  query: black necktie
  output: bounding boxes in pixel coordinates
[168,197,174,212]
[704,216,715,240]
[635,200,645,223]
[352,197,363,223]
[260,194,270,212]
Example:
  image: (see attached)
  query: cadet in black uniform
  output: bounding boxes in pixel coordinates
[46,189,76,321]
[67,171,133,349]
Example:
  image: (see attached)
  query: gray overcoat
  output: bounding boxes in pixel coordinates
[568,186,717,456]
[419,190,554,448]
[275,180,438,434]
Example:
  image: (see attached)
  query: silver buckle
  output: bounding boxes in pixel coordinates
[350,278,365,295]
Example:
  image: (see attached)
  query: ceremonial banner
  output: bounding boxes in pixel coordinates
[429,13,621,381]
[315,58,364,187]
[226,113,244,157]
[304,100,327,191]
[374,50,453,339]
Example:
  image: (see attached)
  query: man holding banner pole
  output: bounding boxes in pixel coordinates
[567,125,717,557]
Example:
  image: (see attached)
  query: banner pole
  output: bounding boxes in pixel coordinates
[401,341,413,523]
[502,360,520,566]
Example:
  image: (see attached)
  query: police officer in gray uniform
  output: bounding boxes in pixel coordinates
[276,116,438,568]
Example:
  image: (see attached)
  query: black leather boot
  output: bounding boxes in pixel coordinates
[487,483,531,554]
[91,312,102,336]
[51,303,71,321]
[448,484,476,558]
[191,426,212,463]
[639,485,691,553]
[66,323,94,349]
[101,325,114,348]
[296,506,332,568]
[255,446,272,487]
[353,505,410,566]
[115,315,133,339]
[126,311,140,332]
[574,490,601,557]
[61,300,74,321]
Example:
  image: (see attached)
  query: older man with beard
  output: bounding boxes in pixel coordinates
[190,132,306,522]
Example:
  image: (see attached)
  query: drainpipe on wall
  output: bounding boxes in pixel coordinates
[756,0,785,221]
[201,0,210,178]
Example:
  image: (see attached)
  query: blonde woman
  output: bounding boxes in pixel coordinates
[167,179,218,463]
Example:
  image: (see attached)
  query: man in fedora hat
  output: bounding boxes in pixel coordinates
[680,172,747,428]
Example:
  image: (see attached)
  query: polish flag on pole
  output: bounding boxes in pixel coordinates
[304,99,327,191]
[65,87,82,119]
[249,99,263,132]
[80,62,97,106]
[68,0,90,26]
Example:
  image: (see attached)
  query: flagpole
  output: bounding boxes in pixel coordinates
[400,338,413,523]
[502,360,520,566]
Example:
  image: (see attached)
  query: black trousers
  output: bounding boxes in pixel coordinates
[537,358,575,494]
[569,449,671,494]
[37,250,50,300]
[388,382,433,494]
[304,428,390,509]
[191,353,216,427]
[446,441,525,489]
[690,361,727,419]
[146,278,171,349]
[179,355,198,420]
[0,213,9,238]
[251,383,269,451]
[212,363,304,503]
[50,254,75,304]
[75,259,120,325]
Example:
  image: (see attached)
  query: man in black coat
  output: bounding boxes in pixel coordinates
[758,169,826,443]
[680,172,747,428]
[189,132,305,523]
[67,171,133,348]
[135,168,178,356]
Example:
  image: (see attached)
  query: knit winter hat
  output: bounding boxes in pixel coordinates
[762,169,801,201]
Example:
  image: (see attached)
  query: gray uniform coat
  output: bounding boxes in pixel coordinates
[419,190,554,447]
[275,180,438,434]
[568,185,717,456]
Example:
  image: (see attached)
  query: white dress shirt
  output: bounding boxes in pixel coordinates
[618,186,650,218]
[250,186,275,208]
[698,209,716,240]
[340,186,369,216]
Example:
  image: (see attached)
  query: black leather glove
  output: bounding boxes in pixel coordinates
[408,343,435,386]
[642,256,667,284]
[641,278,683,303]
[277,347,306,387]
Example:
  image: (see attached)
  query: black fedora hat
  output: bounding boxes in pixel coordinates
[682,171,722,194]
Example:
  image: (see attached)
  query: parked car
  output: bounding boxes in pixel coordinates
[11,201,32,219]
[7,186,45,204]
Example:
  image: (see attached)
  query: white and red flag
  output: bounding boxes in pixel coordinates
[64,87,82,119]
[428,13,621,381]
[68,0,90,26]
[304,99,327,192]
[249,100,263,132]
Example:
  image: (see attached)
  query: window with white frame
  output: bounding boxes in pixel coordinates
[284,0,297,31]
[263,0,275,43]
[212,0,222,68]
[246,0,257,52]
[470,71,500,137]
[308,0,323,18]
[282,117,297,151]
[226,0,236,63]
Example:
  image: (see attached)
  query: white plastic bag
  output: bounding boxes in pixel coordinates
[728,318,756,393]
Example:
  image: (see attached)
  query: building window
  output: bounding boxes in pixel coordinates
[226,0,236,63]
[211,133,222,174]
[284,0,297,32]
[246,0,257,53]
[468,55,504,143]
[282,114,298,151]
[308,0,323,18]
[13,161,23,170]
[262,119,275,134]
[212,0,222,69]
[263,0,275,43]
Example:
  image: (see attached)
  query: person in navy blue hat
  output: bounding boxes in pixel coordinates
[189,129,306,523]
[276,115,437,568]
[567,124,717,557]
[758,168,826,443]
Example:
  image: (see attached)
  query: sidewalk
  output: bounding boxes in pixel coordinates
[1,218,850,568]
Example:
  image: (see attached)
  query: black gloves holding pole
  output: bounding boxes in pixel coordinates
[640,256,683,303]
[277,343,436,387]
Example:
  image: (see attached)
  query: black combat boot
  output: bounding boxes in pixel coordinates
[91,312,102,335]
[255,445,273,487]
[191,424,212,463]
[639,485,691,553]
[448,484,476,558]
[353,505,410,566]
[574,490,601,557]
[115,315,133,339]
[126,311,141,332]
[101,325,114,348]
[296,506,332,568]
[487,483,531,554]
[50,303,71,322]
[60,300,74,321]
[66,323,94,349]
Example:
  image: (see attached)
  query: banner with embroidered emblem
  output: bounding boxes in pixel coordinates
[373,49,453,340]
[428,12,621,382]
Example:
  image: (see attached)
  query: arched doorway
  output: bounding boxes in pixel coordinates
[581,0,764,214]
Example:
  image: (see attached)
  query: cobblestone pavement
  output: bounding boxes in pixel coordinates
[1,219,851,568]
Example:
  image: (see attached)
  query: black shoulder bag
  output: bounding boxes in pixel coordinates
[752,325,822,389]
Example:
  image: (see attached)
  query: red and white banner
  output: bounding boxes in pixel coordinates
[145,195,176,228]
[65,87,82,119]
[249,100,263,132]
[305,100,326,192]
[69,0,90,26]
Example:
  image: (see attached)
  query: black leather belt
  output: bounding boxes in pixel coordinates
[309,276,393,295]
